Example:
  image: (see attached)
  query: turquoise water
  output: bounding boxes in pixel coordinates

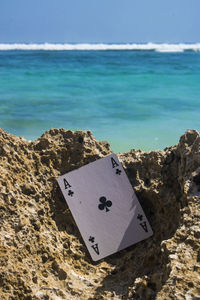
[0,49,200,152]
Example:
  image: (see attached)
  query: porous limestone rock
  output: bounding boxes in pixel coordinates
[0,128,199,300]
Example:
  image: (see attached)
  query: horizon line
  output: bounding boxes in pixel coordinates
[0,42,200,52]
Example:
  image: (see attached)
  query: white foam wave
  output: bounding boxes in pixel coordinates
[0,43,200,52]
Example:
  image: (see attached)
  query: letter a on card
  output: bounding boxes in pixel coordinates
[63,178,71,189]
[111,157,119,168]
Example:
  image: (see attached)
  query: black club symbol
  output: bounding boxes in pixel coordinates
[89,236,95,243]
[116,168,121,175]
[137,214,143,221]
[68,190,74,197]
[98,196,112,212]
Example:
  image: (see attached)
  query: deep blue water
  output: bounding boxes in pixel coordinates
[0,49,200,152]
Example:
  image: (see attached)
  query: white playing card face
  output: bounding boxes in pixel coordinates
[57,154,153,261]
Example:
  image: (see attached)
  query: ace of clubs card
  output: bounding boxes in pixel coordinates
[57,154,153,261]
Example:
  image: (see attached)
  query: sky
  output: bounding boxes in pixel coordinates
[0,0,199,44]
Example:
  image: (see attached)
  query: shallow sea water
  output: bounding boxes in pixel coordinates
[0,48,200,152]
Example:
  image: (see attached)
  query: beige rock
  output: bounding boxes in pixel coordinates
[0,128,200,300]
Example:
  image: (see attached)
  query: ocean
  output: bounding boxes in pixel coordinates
[0,43,200,152]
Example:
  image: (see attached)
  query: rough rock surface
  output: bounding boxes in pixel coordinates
[0,128,200,300]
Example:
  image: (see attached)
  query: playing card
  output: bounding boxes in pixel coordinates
[57,154,153,261]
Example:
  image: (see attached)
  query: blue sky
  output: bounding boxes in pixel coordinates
[0,0,199,43]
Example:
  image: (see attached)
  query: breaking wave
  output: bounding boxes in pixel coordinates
[0,43,200,52]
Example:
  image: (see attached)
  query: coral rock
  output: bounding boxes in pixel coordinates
[0,128,200,299]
